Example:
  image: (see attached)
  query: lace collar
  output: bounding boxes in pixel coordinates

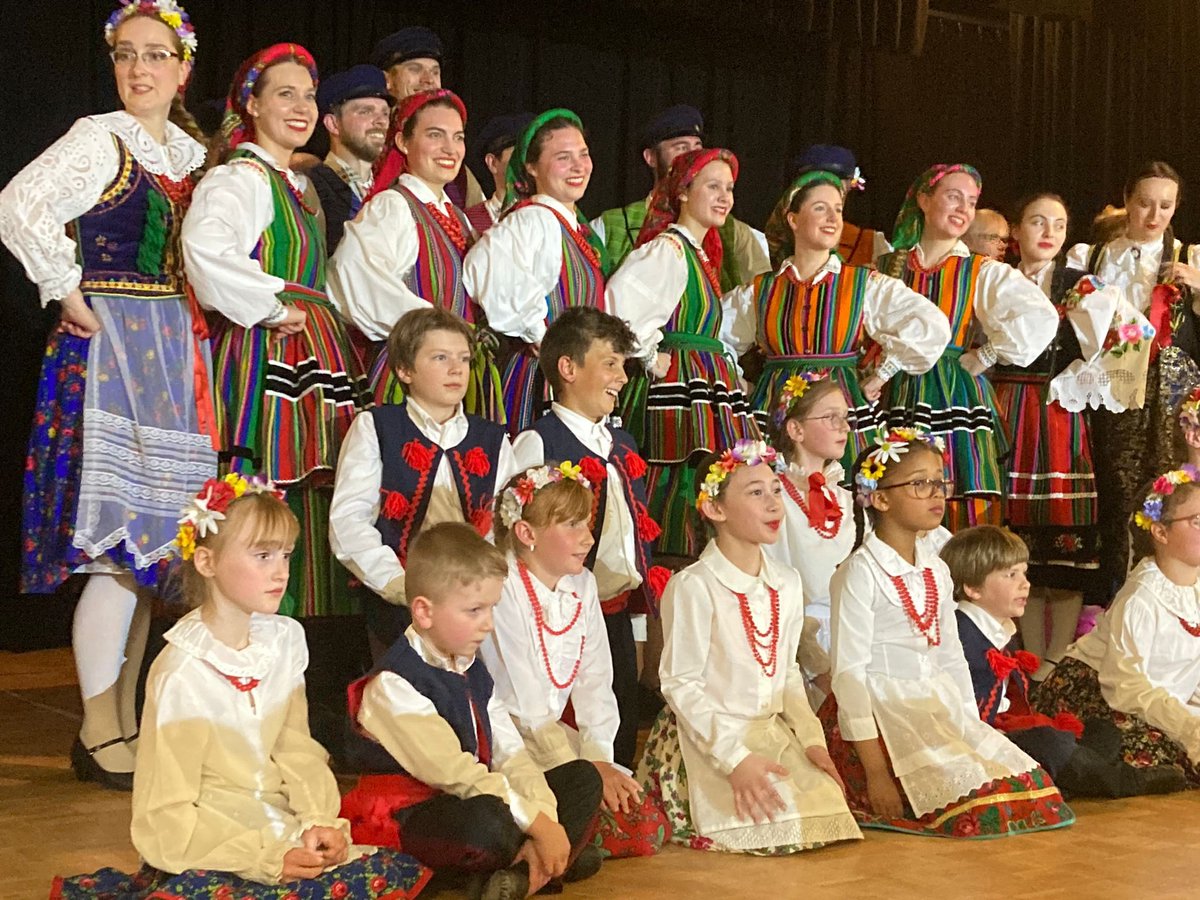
[164,608,280,679]
[1131,557,1200,622]
[89,110,204,180]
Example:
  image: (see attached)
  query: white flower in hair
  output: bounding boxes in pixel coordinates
[872,435,908,464]
[176,484,226,540]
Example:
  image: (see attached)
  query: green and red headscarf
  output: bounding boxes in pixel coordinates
[636,147,739,274]
[366,88,467,202]
[222,43,318,150]
[763,170,844,268]
[890,163,982,251]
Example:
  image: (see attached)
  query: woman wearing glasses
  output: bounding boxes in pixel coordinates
[0,1,214,790]
[724,170,949,472]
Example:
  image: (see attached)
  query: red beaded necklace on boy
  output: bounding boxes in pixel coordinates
[731,584,782,677]
[889,569,941,646]
[518,560,586,690]
[779,472,842,539]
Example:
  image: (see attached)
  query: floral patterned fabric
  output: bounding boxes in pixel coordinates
[591,789,671,859]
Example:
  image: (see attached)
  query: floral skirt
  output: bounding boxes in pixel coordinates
[1032,656,1200,784]
[51,851,430,900]
[817,696,1074,838]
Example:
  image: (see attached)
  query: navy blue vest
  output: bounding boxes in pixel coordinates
[372,403,506,566]
[346,635,496,775]
[955,609,1027,726]
[530,413,656,614]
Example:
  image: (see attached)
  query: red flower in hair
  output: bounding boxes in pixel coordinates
[470,506,494,537]
[402,440,435,472]
[579,457,607,485]
[636,507,662,542]
[207,479,237,510]
[623,450,648,480]
[647,565,671,600]
[381,490,410,520]
[463,447,491,477]
[514,478,536,504]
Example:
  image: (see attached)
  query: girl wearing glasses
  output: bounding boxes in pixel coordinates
[723,170,950,472]
[1035,466,1200,786]
[0,1,214,790]
[820,428,1074,837]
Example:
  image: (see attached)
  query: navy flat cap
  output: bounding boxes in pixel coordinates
[317,65,394,116]
[641,104,704,149]
[371,26,444,70]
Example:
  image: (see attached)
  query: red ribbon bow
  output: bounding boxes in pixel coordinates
[987,647,1040,680]
[805,471,842,530]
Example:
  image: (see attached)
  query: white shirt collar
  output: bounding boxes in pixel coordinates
[485,194,503,221]
[406,397,467,445]
[398,172,453,209]
[778,252,841,284]
[956,600,1017,649]
[552,402,611,455]
[531,193,580,226]
[1130,558,1200,620]
[89,110,205,180]
[912,240,970,266]
[506,553,577,599]
[1018,259,1055,297]
[698,539,779,593]
[786,458,846,484]
[862,531,942,577]
[406,625,475,674]
[235,142,304,191]
[163,608,279,679]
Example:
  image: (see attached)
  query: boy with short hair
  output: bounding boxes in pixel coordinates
[942,525,1182,798]
[510,307,668,769]
[330,307,517,648]
[340,522,604,897]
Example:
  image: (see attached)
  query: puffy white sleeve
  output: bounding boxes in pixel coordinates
[589,214,606,246]
[861,269,951,381]
[829,554,880,741]
[1066,242,1093,272]
[327,190,426,340]
[604,234,689,361]
[464,205,564,345]
[0,117,117,305]
[971,258,1059,366]
[182,160,287,328]
[719,279,759,357]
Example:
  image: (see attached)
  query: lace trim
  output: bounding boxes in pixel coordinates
[710,812,861,851]
[89,111,205,179]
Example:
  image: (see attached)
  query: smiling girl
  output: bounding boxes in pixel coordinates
[606,149,758,559]
[183,44,369,618]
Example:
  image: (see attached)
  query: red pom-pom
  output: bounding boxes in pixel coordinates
[637,507,662,542]
[381,490,410,519]
[470,506,494,537]
[462,446,491,477]
[623,450,648,480]
[402,440,435,472]
[647,565,671,599]
[579,456,607,484]
[1053,711,1085,739]
[1014,649,1040,673]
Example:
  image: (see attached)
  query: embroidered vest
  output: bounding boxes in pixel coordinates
[753,263,874,358]
[878,249,986,352]
[533,204,605,321]
[993,265,1086,382]
[392,183,477,323]
[372,403,506,566]
[955,609,1029,725]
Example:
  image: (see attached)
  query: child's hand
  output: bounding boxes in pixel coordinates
[804,745,846,796]
[301,825,348,866]
[865,771,905,819]
[860,374,884,402]
[594,760,642,814]
[514,840,551,895]
[525,812,570,880]
[728,752,788,823]
[281,846,326,881]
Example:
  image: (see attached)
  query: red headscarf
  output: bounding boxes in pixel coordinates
[366,88,468,203]
[636,147,738,274]
[222,43,318,150]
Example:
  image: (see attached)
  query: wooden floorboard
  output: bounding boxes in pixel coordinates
[2,648,1196,899]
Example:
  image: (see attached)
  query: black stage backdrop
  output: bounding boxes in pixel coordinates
[2,0,1198,647]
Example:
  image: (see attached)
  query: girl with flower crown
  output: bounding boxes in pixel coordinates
[876,165,1057,530]
[480,463,670,861]
[0,0,215,790]
[1173,386,1200,470]
[637,439,862,855]
[183,43,370,618]
[1034,466,1200,785]
[53,475,429,899]
[820,428,1074,837]
[723,170,949,471]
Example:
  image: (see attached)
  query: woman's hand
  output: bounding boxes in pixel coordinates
[859,374,884,402]
[58,289,101,339]
[1172,261,1200,291]
[864,770,904,818]
[651,351,671,379]
[281,846,326,881]
[301,825,348,866]
[804,745,846,796]
[728,752,789,823]
[958,350,988,377]
[270,306,306,336]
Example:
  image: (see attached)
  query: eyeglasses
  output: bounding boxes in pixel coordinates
[1161,514,1200,530]
[110,48,180,68]
[801,412,853,430]
[877,478,955,499]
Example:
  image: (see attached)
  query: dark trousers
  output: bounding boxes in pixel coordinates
[397,759,602,874]
[605,608,639,770]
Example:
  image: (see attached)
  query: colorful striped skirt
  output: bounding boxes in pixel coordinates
[501,345,552,438]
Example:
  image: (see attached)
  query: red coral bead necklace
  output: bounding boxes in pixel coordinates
[890,569,941,646]
[732,584,781,677]
[518,560,586,689]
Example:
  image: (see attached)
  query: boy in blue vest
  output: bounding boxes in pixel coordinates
[330,307,518,650]
[341,522,604,897]
[942,525,1184,798]
[511,307,668,769]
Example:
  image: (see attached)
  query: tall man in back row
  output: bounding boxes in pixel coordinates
[591,104,769,290]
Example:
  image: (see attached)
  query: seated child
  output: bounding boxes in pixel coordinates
[638,439,862,856]
[330,306,517,649]
[942,525,1182,798]
[481,463,669,859]
[1035,466,1200,785]
[339,522,604,898]
[54,477,428,899]
[510,306,669,769]
[821,428,1075,837]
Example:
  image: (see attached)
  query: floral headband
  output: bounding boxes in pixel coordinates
[854,427,946,502]
[1134,465,1200,531]
[105,0,197,62]
[499,462,593,529]
[175,473,284,560]
[696,440,784,510]
[772,370,831,428]
[1179,386,1200,431]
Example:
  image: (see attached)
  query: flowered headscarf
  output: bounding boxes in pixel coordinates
[763,170,844,269]
[366,88,467,203]
[636,147,738,277]
[105,0,197,62]
[890,163,982,252]
[221,43,319,149]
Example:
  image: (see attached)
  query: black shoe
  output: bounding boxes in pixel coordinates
[1136,764,1189,796]
[70,736,134,791]
[472,866,530,900]
[1078,718,1122,760]
[562,844,602,883]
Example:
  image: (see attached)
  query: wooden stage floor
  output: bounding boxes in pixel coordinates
[2,648,1196,900]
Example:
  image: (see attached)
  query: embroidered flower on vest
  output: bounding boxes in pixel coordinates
[462,446,491,477]
[579,456,607,484]
[402,440,435,472]
[381,490,410,520]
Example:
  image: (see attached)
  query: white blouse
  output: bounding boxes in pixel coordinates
[721,254,951,382]
[1065,558,1200,762]
[328,173,468,340]
[182,143,309,328]
[463,193,582,346]
[328,400,517,604]
[830,532,1038,816]
[1067,238,1200,314]
[480,556,618,770]
[0,111,204,305]
[131,610,353,885]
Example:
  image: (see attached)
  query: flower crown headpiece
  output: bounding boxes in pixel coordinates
[696,440,784,510]
[175,474,284,560]
[105,0,197,62]
[1134,465,1200,531]
[1179,386,1200,431]
[772,370,831,428]
[499,462,592,529]
[854,427,946,502]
